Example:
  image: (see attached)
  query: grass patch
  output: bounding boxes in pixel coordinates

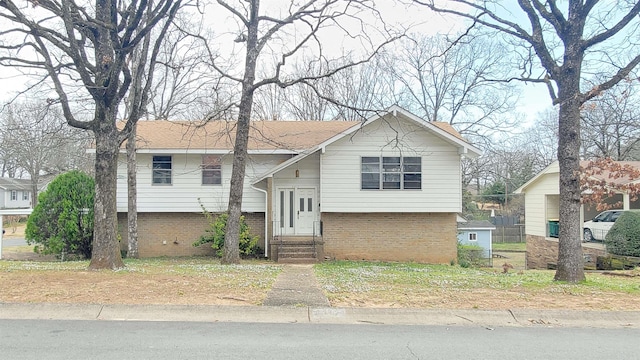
[0,257,283,305]
[492,242,526,251]
[1,245,35,253]
[0,257,282,290]
[315,261,544,292]
[315,260,640,292]
[314,260,640,309]
[121,257,282,289]
[0,259,89,271]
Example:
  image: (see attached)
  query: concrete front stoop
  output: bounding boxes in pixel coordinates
[275,236,319,264]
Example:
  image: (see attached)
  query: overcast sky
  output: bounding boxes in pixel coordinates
[0,1,553,126]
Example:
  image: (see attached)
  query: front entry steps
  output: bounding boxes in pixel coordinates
[275,236,318,264]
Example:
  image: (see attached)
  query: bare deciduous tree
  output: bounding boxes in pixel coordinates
[197,0,400,263]
[419,0,640,282]
[581,80,640,161]
[324,54,397,121]
[390,33,519,139]
[254,54,397,121]
[0,0,183,269]
[521,109,559,171]
[0,102,89,205]
[147,15,235,121]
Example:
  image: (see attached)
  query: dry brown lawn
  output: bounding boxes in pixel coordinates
[2,224,640,311]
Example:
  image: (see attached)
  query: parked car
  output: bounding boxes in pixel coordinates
[583,210,624,242]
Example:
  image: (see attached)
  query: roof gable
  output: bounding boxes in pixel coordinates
[252,106,480,183]
[514,161,559,194]
[515,160,640,194]
[314,106,481,157]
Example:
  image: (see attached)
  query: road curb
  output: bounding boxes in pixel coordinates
[2,302,640,328]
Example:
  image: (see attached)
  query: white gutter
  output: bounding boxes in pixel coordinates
[89,149,302,155]
[250,183,269,258]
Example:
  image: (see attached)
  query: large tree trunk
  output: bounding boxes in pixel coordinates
[89,121,125,270]
[554,59,586,282]
[222,0,260,264]
[223,111,250,264]
[127,125,139,258]
[30,180,39,208]
[223,76,256,264]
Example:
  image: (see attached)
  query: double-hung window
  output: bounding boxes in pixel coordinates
[202,155,222,185]
[10,190,17,201]
[22,191,29,201]
[361,156,421,190]
[403,157,422,189]
[361,157,381,190]
[382,157,401,189]
[152,155,172,185]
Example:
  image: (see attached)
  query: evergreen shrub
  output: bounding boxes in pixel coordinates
[605,211,640,257]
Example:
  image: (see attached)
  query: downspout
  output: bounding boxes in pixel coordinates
[251,183,269,258]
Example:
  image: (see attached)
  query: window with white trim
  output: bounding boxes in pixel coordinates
[202,155,222,185]
[22,191,29,201]
[152,155,172,185]
[468,233,477,241]
[361,156,421,190]
[10,190,17,201]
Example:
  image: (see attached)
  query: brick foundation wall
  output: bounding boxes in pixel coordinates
[321,212,457,264]
[117,212,265,258]
[526,235,607,269]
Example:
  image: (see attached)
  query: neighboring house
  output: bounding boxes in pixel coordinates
[0,177,33,209]
[457,220,495,259]
[513,160,640,269]
[116,106,481,262]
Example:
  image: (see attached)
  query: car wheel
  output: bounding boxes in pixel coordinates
[583,228,593,242]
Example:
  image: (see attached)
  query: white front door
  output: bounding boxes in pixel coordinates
[276,187,316,236]
[296,188,316,235]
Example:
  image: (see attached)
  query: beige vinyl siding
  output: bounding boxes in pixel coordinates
[320,115,463,213]
[522,170,560,237]
[117,153,289,212]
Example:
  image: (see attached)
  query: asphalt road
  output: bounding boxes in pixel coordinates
[1,237,26,247]
[1,319,638,360]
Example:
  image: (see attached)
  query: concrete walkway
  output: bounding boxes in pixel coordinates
[262,264,330,307]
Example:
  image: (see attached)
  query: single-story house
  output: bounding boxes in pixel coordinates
[513,160,640,269]
[457,219,495,258]
[0,177,32,210]
[116,106,481,262]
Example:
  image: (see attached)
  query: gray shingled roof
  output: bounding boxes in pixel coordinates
[457,220,496,230]
[0,177,32,191]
